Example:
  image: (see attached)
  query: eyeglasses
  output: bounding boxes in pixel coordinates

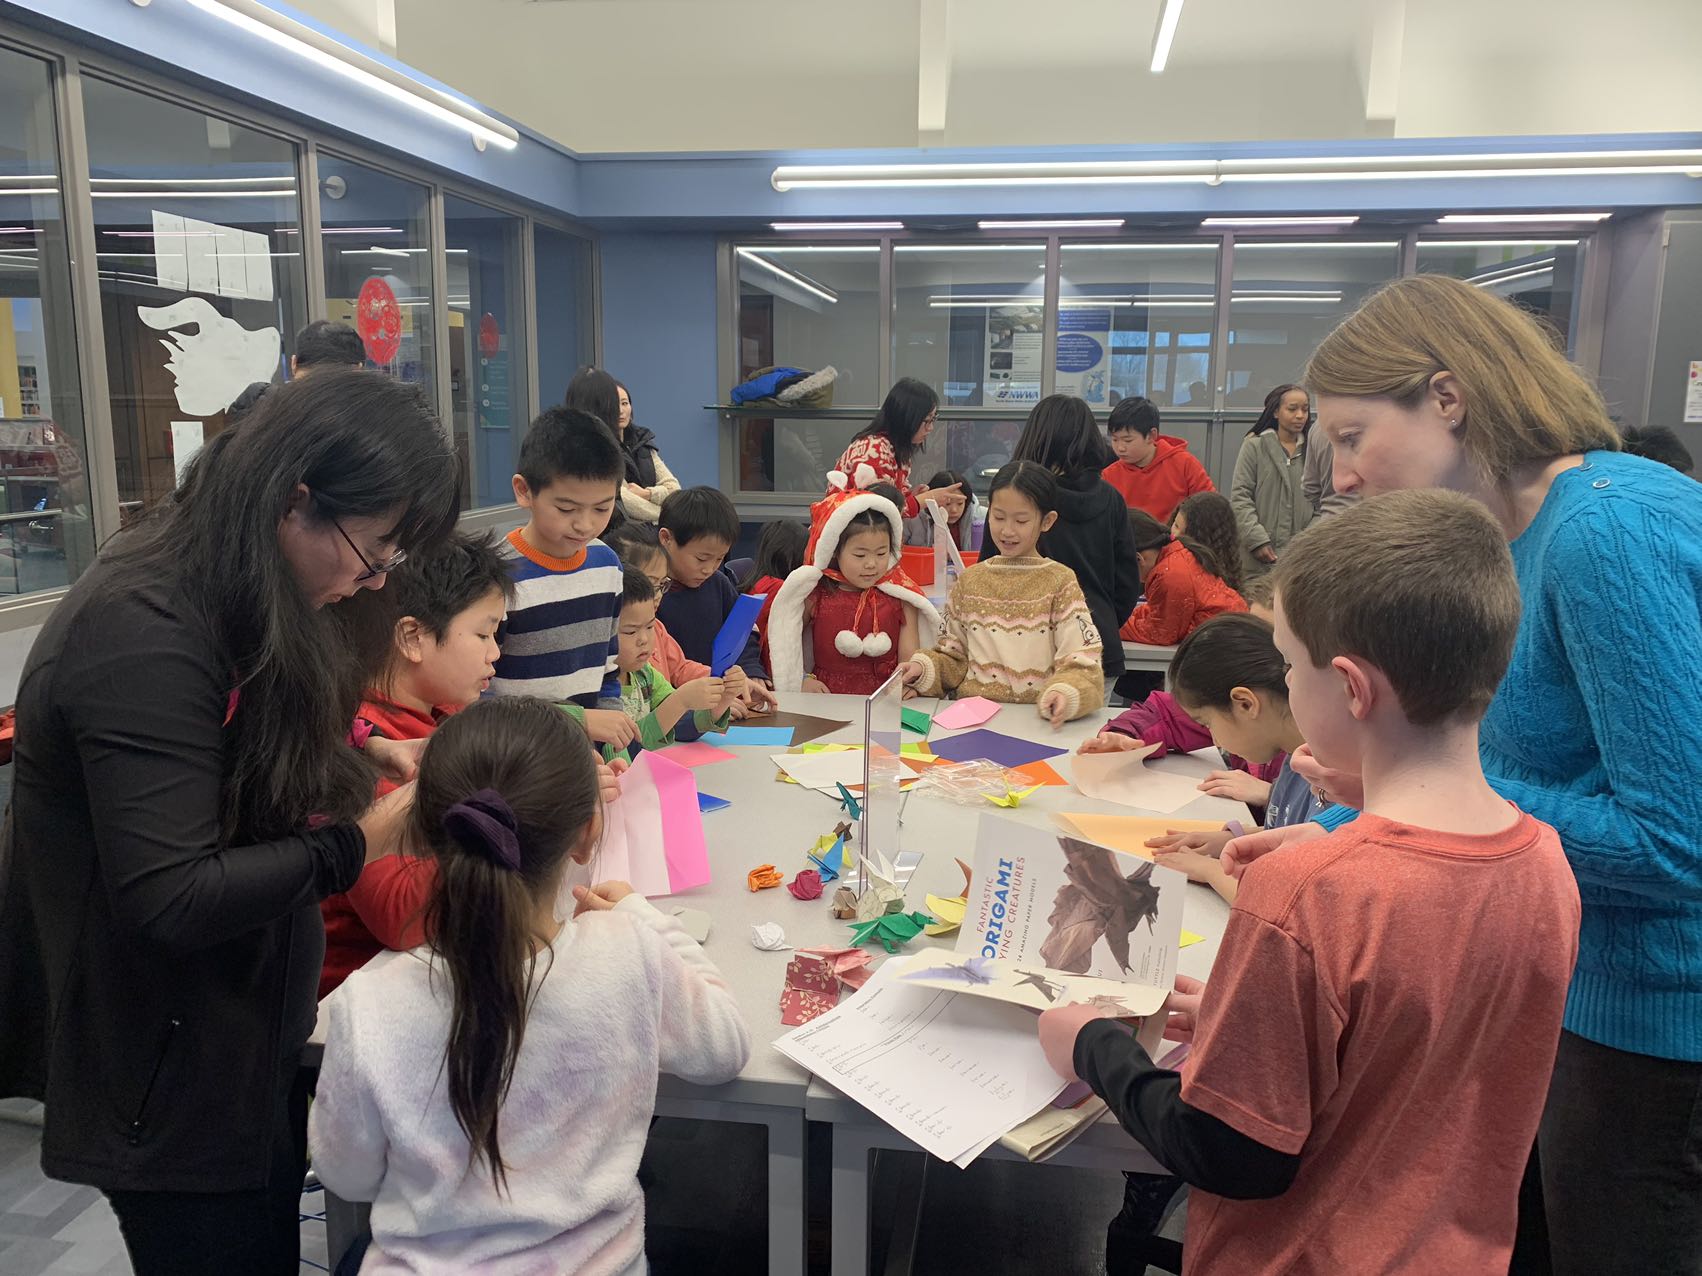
[649,575,673,593]
[331,516,406,583]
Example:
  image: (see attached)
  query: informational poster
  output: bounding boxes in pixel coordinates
[984,304,1042,406]
[1685,361,1702,424]
[1054,306,1111,404]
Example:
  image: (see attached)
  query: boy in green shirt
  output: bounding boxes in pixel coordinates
[609,566,744,762]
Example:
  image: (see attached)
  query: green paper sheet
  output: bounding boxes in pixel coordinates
[901,706,932,735]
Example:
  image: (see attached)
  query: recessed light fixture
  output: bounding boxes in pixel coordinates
[1201,216,1360,227]
[1150,0,1186,73]
[769,221,904,231]
[975,219,1127,229]
[735,247,839,303]
[1438,212,1610,224]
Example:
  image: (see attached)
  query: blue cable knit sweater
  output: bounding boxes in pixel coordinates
[1481,450,1702,1062]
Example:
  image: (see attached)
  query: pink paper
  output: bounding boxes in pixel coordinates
[655,741,737,768]
[934,696,1002,730]
[593,751,711,898]
[652,752,712,893]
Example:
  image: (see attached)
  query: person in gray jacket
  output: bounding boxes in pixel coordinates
[1302,430,1360,518]
[1231,383,1314,579]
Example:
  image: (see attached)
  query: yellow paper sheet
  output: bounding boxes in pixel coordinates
[1181,930,1204,948]
[922,894,966,936]
[1052,812,1225,860]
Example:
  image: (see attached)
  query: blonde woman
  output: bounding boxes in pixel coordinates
[1233,274,1702,1275]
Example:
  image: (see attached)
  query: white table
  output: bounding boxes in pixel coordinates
[1122,641,1177,674]
[309,693,1246,1276]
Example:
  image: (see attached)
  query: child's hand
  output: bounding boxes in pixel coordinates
[1078,731,1145,755]
[357,781,416,865]
[1144,828,1232,858]
[896,659,925,686]
[596,758,626,806]
[1289,743,1364,809]
[583,709,639,749]
[571,881,635,916]
[365,734,426,785]
[801,675,830,694]
[1037,1001,1121,1082]
[745,681,777,713]
[1197,769,1272,806]
[719,666,747,710]
[676,676,724,712]
[1153,844,1232,889]
[1037,688,1069,730]
[1222,820,1327,879]
[728,697,749,720]
[1162,975,1206,1043]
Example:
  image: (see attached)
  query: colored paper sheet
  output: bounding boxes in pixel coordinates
[697,792,730,814]
[739,710,853,747]
[711,592,766,676]
[901,706,933,735]
[698,725,795,747]
[1010,759,1067,787]
[770,751,868,792]
[1071,750,1207,814]
[901,741,933,758]
[1050,812,1225,860]
[593,750,710,896]
[934,696,1002,730]
[926,728,1067,770]
[1181,930,1204,948]
[654,741,737,768]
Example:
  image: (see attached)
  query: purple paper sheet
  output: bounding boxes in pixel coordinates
[925,728,1067,769]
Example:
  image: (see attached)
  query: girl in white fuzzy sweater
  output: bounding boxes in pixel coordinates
[309,697,750,1276]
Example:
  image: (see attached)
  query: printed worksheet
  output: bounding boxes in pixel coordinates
[773,961,1066,1164]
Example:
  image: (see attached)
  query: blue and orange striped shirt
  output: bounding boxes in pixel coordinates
[490,527,622,708]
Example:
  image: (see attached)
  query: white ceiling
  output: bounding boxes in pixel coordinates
[295,0,1702,154]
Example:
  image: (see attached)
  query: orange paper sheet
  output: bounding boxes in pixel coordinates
[1052,811,1226,860]
[1010,759,1067,787]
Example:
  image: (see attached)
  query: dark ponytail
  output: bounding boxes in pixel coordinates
[414,697,602,1193]
[1167,613,1288,711]
[1170,492,1242,592]
[1126,507,1229,584]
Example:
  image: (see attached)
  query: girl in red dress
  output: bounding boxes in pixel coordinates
[767,465,940,695]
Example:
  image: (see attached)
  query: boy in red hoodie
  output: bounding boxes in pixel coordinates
[1102,397,1215,523]
[317,532,513,998]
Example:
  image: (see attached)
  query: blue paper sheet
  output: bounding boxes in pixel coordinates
[697,792,731,814]
[711,593,766,676]
[698,725,796,747]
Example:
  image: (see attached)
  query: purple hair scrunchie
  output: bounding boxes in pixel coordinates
[441,788,523,872]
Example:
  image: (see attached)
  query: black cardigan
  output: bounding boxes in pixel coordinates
[0,558,364,1192]
[981,469,1142,675]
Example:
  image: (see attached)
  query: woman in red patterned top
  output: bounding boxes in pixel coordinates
[1120,507,1247,646]
[831,378,960,518]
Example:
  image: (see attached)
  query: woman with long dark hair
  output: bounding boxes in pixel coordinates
[0,370,459,1275]
[1230,383,1314,580]
[832,377,959,518]
[610,379,680,524]
[980,394,1140,679]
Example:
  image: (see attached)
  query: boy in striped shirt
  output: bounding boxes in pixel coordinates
[489,407,637,753]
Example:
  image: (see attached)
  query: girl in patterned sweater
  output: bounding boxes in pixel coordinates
[897,461,1104,727]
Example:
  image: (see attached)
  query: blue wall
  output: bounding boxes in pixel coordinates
[597,232,720,488]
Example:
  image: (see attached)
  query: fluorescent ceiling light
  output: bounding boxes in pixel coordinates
[90,176,287,187]
[1472,266,1554,288]
[976,219,1126,229]
[737,245,880,254]
[1418,239,1580,248]
[1202,216,1359,226]
[1438,212,1610,224]
[0,189,61,197]
[893,244,1041,253]
[770,221,904,231]
[735,247,838,303]
[1468,257,1556,284]
[1060,242,1218,252]
[773,149,1702,191]
[302,227,406,235]
[91,189,296,199]
[179,0,519,150]
[1233,240,1400,250]
[1150,0,1185,72]
[0,227,42,235]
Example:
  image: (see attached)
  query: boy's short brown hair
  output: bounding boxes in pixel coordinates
[1274,489,1520,726]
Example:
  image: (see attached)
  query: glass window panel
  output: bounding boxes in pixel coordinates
[894,243,1046,408]
[1058,242,1220,410]
[317,154,435,406]
[0,47,95,596]
[912,416,1028,503]
[444,194,526,511]
[1416,238,1582,350]
[534,222,595,406]
[736,413,863,493]
[735,244,879,405]
[82,77,307,518]
[1224,240,1400,409]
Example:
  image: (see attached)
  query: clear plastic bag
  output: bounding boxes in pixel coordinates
[909,758,1039,806]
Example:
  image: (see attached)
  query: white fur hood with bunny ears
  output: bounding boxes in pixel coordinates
[766,466,941,692]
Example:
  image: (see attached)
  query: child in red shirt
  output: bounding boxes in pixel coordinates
[1040,491,1580,1275]
[1101,396,1214,523]
[1121,508,1247,646]
[318,533,512,998]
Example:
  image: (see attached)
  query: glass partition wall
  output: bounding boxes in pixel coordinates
[723,227,1592,505]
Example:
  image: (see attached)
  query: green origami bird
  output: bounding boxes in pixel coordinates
[847,910,935,953]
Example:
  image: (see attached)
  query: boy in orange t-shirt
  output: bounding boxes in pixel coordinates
[1041,490,1579,1274]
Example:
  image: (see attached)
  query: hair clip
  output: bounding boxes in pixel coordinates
[442,788,522,871]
